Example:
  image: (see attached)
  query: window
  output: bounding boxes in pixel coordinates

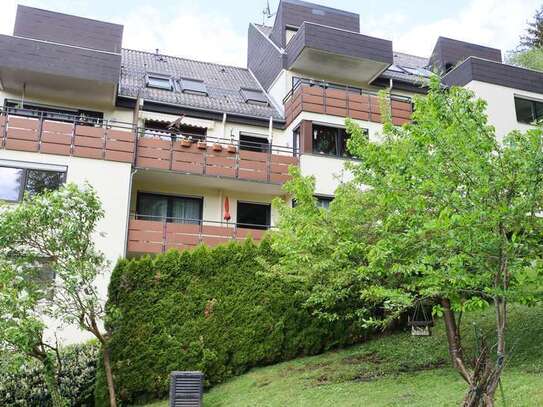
[179,78,208,95]
[4,100,103,125]
[136,193,203,224]
[240,88,269,106]
[237,201,271,230]
[315,195,333,209]
[312,124,368,158]
[239,133,269,152]
[0,166,65,202]
[515,97,543,124]
[146,74,172,90]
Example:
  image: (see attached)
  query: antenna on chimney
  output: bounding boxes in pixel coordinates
[262,0,275,25]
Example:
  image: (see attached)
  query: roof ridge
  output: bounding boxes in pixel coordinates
[122,48,250,72]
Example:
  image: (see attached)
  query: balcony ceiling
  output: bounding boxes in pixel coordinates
[289,48,390,84]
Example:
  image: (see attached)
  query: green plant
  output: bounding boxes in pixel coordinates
[0,183,119,406]
[271,78,543,405]
[0,342,99,406]
[96,240,366,405]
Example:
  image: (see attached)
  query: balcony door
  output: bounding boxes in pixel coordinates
[136,192,203,224]
[236,201,270,230]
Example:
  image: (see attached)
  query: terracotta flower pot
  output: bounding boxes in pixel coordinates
[212,143,223,152]
[181,139,192,147]
[197,141,207,150]
[227,145,237,153]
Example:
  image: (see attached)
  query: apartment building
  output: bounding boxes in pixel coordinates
[1,0,543,302]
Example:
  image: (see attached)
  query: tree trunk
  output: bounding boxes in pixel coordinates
[102,345,117,407]
[441,298,471,384]
[42,355,67,407]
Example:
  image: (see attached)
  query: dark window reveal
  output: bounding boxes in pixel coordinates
[312,125,365,158]
[0,166,65,202]
[237,201,271,230]
[179,78,208,95]
[4,100,103,125]
[144,119,206,141]
[136,193,203,224]
[515,97,543,124]
[239,133,269,152]
[315,195,333,209]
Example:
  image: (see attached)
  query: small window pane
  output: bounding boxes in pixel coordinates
[147,76,172,90]
[339,128,351,157]
[0,167,24,201]
[138,194,168,221]
[170,197,202,224]
[237,202,270,230]
[240,133,269,152]
[316,196,333,209]
[180,78,207,95]
[515,98,534,124]
[25,170,64,197]
[313,125,337,156]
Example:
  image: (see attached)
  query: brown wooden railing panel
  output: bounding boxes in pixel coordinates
[128,218,267,254]
[0,109,297,185]
[283,80,412,127]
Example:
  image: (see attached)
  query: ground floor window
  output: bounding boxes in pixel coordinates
[0,165,66,202]
[136,192,203,224]
[236,201,271,230]
[315,195,334,209]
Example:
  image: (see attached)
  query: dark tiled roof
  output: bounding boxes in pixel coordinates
[119,49,283,121]
[393,52,428,68]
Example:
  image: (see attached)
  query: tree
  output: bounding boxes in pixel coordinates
[506,47,543,71]
[271,78,543,406]
[0,183,118,406]
[520,5,543,49]
[0,260,67,407]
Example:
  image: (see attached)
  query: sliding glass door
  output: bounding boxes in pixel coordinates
[136,193,203,224]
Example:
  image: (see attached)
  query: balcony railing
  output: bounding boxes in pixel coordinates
[0,107,298,185]
[283,77,413,127]
[127,214,268,253]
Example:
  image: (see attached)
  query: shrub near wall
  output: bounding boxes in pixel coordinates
[97,239,365,405]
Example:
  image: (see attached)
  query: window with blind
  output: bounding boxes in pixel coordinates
[136,193,203,224]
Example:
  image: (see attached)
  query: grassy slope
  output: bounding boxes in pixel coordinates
[144,305,543,407]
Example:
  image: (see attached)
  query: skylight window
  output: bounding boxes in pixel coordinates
[240,88,269,106]
[179,78,208,95]
[401,67,432,77]
[146,74,172,90]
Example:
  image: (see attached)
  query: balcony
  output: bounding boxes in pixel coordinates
[0,108,298,185]
[285,22,393,85]
[283,78,412,127]
[127,215,267,254]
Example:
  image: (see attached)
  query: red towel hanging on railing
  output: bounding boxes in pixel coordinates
[223,196,231,221]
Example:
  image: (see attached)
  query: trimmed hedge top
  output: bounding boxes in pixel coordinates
[98,239,364,405]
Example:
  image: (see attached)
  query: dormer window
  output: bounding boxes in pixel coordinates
[240,88,269,106]
[179,78,208,96]
[146,74,172,90]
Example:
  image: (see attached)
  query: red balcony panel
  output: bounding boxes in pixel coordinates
[136,145,171,160]
[42,120,73,134]
[105,150,133,163]
[6,127,39,141]
[202,236,232,247]
[75,125,104,138]
[135,156,170,170]
[271,154,298,165]
[238,169,267,181]
[270,173,291,184]
[128,241,163,253]
[5,139,39,152]
[41,132,71,144]
[202,225,235,237]
[236,228,265,240]
[171,161,204,174]
[40,143,71,155]
[239,159,267,171]
[166,223,200,234]
[74,135,103,148]
[138,137,171,149]
[73,146,103,159]
[8,116,39,130]
[106,139,135,153]
[326,106,348,117]
[107,128,135,143]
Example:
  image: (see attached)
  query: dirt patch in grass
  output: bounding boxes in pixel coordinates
[342,351,383,365]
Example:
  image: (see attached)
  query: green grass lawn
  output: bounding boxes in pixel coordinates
[142,305,543,407]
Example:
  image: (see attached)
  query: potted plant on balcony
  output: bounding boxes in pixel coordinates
[212,142,223,152]
[197,139,207,150]
[181,136,192,148]
[227,143,237,153]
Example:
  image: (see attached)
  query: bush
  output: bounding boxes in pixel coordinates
[0,341,98,406]
[96,239,366,405]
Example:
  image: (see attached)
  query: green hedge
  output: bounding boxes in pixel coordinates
[96,239,365,405]
[0,342,98,406]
